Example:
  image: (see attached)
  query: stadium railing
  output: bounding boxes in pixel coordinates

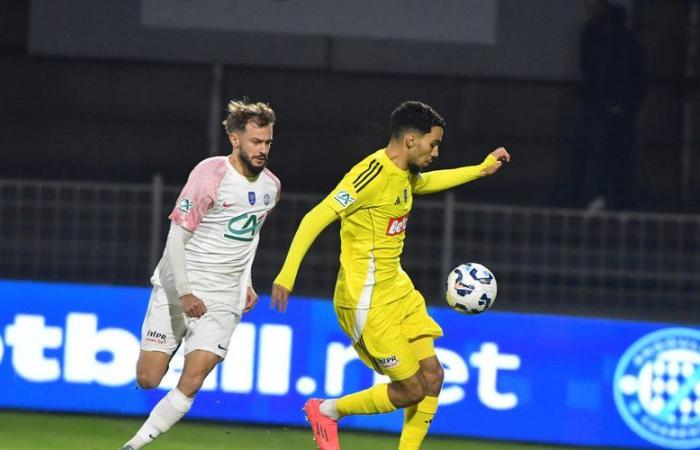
[1,177,698,323]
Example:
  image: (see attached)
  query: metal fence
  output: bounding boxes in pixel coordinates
[1,177,698,323]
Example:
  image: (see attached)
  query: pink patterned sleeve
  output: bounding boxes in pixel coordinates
[168,157,227,232]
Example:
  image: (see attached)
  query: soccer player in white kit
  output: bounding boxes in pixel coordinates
[120,100,280,450]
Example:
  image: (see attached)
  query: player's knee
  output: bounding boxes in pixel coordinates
[423,364,444,393]
[393,377,427,407]
[405,383,427,405]
[177,372,207,397]
[136,370,163,390]
[389,373,427,408]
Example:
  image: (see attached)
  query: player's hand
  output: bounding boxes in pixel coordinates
[243,286,258,314]
[180,293,207,318]
[270,283,290,313]
[481,147,511,175]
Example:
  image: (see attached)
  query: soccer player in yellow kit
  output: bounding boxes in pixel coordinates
[271,101,510,450]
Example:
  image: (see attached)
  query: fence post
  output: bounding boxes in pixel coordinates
[149,173,164,271]
[440,191,456,295]
[208,63,224,156]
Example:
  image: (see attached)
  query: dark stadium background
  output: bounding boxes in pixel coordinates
[1,1,699,449]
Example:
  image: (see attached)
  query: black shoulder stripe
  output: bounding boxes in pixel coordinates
[353,161,381,189]
[352,159,377,184]
[353,160,378,187]
[353,160,378,186]
[355,165,383,192]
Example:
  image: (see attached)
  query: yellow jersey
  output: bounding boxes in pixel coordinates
[274,148,496,309]
[323,149,416,308]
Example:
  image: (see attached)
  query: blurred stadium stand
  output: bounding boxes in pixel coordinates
[1,0,698,323]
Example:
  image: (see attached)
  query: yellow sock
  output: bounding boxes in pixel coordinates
[398,395,438,450]
[336,383,397,416]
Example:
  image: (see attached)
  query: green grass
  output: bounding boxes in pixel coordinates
[0,410,595,450]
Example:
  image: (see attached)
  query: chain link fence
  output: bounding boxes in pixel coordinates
[1,177,698,323]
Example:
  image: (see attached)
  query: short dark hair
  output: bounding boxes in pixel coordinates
[389,101,445,139]
[222,99,276,133]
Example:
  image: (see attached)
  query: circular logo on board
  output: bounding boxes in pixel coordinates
[614,328,700,449]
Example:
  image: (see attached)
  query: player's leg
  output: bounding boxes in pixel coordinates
[397,291,444,450]
[122,350,220,450]
[121,287,187,450]
[398,338,444,450]
[329,340,443,450]
[134,287,187,389]
[176,349,220,396]
[304,299,421,450]
[317,291,444,449]
[121,303,238,450]
[135,350,171,389]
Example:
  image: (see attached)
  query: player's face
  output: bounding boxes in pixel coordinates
[407,126,443,173]
[231,122,274,175]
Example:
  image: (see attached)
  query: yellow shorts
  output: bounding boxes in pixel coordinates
[334,289,443,381]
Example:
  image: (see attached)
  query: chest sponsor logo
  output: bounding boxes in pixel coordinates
[334,190,355,208]
[177,198,194,214]
[224,212,265,241]
[386,215,408,236]
[248,192,256,205]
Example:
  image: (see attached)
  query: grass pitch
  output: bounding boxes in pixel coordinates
[0,410,596,450]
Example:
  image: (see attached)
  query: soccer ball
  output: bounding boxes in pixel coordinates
[445,263,497,314]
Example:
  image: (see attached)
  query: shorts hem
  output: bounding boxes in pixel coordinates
[184,345,226,360]
[387,363,421,382]
[140,344,178,355]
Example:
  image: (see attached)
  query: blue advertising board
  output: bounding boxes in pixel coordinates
[1,279,699,449]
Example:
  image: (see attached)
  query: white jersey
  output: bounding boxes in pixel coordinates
[151,156,280,313]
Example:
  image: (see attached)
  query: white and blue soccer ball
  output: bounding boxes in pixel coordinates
[445,262,497,315]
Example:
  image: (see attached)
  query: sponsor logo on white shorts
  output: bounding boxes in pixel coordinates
[145,329,166,344]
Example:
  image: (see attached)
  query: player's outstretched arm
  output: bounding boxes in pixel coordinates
[414,147,510,195]
[270,203,338,312]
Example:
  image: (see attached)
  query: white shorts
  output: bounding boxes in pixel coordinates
[140,286,241,360]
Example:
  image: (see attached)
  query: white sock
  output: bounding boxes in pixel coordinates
[123,388,194,449]
[319,398,340,420]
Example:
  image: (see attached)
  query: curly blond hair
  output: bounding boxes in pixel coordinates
[222,99,276,133]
